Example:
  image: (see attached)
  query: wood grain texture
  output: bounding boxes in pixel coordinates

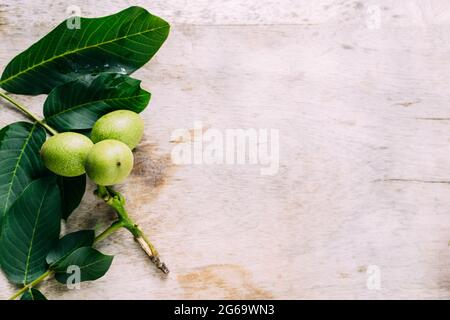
[1,0,450,299]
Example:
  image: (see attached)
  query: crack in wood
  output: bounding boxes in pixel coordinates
[415,117,450,121]
[374,178,450,184]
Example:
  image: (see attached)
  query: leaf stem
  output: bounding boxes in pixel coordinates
[0,91,58,135]
[8,270,54,300]
[94,220,125,243]
[95,185,169,274]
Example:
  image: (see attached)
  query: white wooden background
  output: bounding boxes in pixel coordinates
[1,0,450,299]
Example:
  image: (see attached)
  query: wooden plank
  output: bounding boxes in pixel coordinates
[1,0,450,299]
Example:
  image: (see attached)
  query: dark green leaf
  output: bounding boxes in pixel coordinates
[53,247,113,283]
[0,177,61,285]
[21,288,47,300]
[0,122,46,232]
[0,6,170,95]
[44,73,150,131]
[56,174,86,219]
[46,230,95,266]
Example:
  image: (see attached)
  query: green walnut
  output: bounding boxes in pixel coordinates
[91,110,144,150]
[85,139,134,186]
[40,132,94,177]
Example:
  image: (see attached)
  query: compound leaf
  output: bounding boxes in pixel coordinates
[0,6,169,95]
